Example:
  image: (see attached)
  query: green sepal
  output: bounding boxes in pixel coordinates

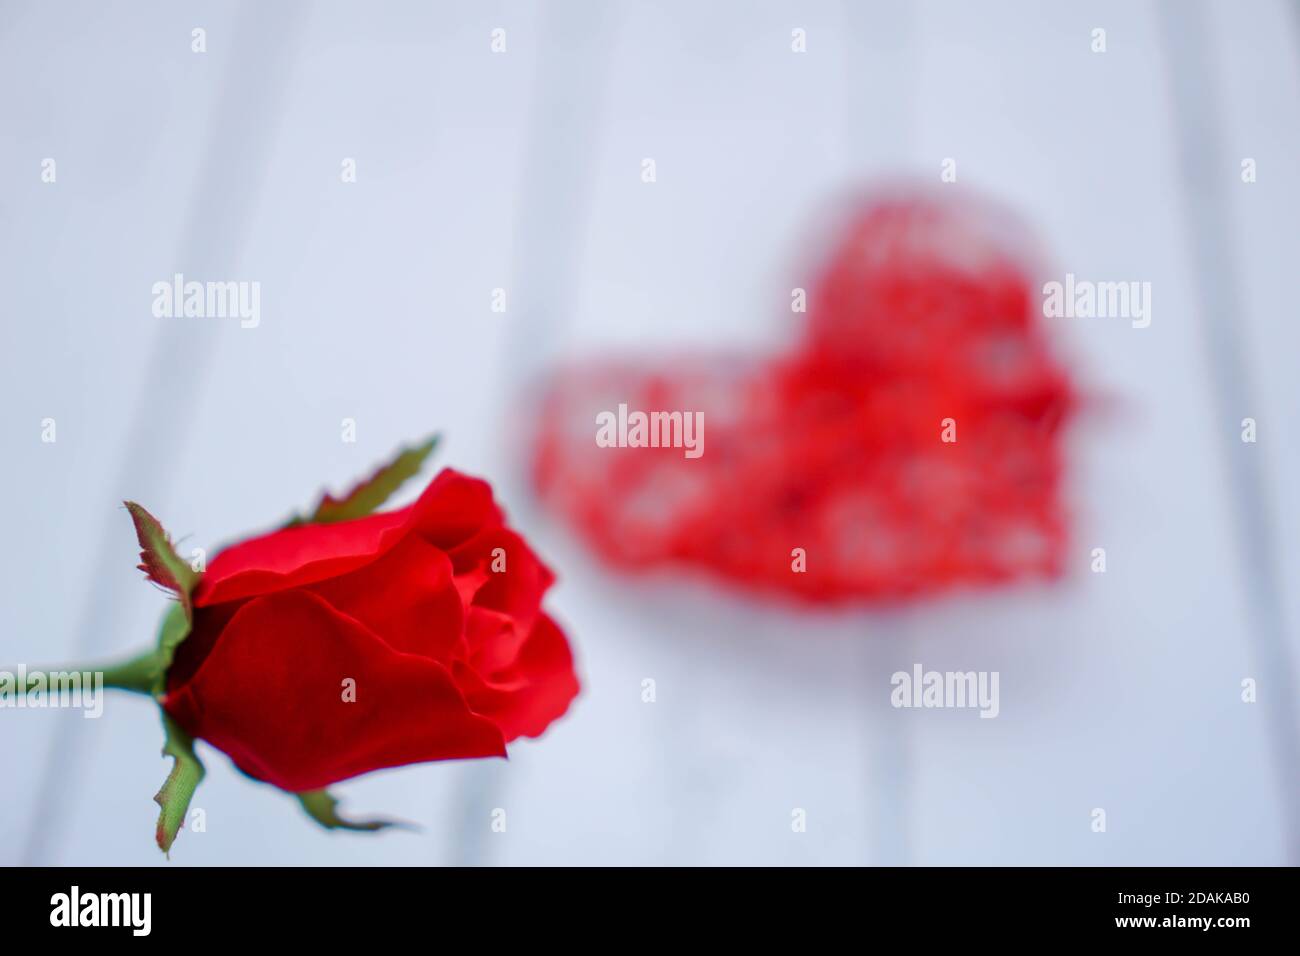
[294,434,439,527]
[120,502,199,696]
[124,501,199,623]
[296,789,412,833]
[151,602,191,696]
[154,710,205,856]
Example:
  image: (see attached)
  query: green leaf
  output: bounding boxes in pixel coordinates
[154,711,205,856]
[307,434,439,525]
[124,501,199,622]
[296,790,411,833]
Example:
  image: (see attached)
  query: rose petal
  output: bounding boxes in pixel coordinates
[308,534,463,661]
[462,606,524,675]
[165,598,245,692]
[195,469,503,608]
[458,613,580,741]
[410,470,503,549]
[194,508,412,607]
[451,526,555,636]
[163,590,506,792]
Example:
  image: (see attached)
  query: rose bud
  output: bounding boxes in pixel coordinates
[13,436,579,853]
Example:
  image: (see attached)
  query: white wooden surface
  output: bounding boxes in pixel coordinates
[0,0,1295,865]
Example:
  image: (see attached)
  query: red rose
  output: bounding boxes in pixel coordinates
[13,437,577,851]
[161,467,579,793]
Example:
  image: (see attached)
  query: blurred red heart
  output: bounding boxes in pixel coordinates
[531,190,1077,604]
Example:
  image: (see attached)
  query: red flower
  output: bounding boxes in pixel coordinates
[161,468,579,793]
